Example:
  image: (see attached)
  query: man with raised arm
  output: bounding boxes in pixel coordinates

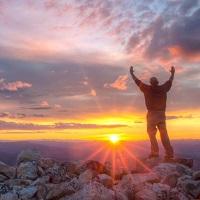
[130,66,175,161]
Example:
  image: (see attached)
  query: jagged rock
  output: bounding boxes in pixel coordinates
[31,175,50,186]
[46,163,67,184]
[5,178,32,187]
[19,186,38,199]
[77,160,108,175]
[0,161,16,179]
[17,149,41,164]
[114,173,159,199]
[0,183,12,195]
[177,176,200,199]
[0,192,19,200]
[98,174,113,188]
[169,188,189,200]
[152,183,170,200]
[46,179,78,200]
[78,169,97,185]
[175,158,193,168]
[66,181,115,200]
[161,172,180,187]
[135,188,157,200]
[17,161,38,180]
[193,170,200,180]
[38,158,55,170]
[0,174,8,182]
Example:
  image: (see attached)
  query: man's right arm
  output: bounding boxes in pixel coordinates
[130,66,141,86]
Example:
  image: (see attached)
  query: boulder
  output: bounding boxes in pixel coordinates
[67,181,115,200]
[114,172,159,199]
[46,163,67,184]
[17,161,38,180]
[79,169,97,185]
[19,186,38,200]
[0,161,16,179]
[0,192,19,200]
[0,174,8,182]
[152,183,170,200]
[98,174,113,188]
[0,183,12,195]
[38,157,55,170]
[17,149,41,164]
[175,158,193,168]
[161,172,180,187]
[135,188,157,200]
[193,170,200,180]
[46,179,80,200]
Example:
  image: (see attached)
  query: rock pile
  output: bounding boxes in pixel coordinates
[0,149,199,200]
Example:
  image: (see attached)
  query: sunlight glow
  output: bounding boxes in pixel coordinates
[109,134,120,144]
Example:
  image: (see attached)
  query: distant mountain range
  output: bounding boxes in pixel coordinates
[0,140,200,169]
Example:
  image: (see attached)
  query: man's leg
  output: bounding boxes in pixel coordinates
[147,121,159,157]
[157,121,174,158]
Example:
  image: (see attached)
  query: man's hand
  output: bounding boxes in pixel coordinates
[170,66,175,74]
[130,66,134,75]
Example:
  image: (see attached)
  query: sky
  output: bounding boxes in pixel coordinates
[0,0,200,141]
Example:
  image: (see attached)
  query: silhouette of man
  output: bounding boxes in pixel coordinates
[130,66,175,161]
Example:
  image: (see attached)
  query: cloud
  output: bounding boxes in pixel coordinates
[0,79,32,91]
[166,115,196,120]
[104,75,128,91]
[90,89,97,96]
[0,120,128,130]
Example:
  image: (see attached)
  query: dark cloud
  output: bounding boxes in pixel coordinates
[0,120,128,130]
[166,115,196,120]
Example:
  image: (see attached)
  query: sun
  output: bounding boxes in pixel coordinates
[109,134,120,144]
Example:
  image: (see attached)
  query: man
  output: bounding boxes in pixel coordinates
[130,66,175,161]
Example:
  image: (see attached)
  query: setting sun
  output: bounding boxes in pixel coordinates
[109,134,120,144]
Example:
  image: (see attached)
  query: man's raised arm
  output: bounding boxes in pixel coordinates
[169,66,175,82]
[130,66,141,86]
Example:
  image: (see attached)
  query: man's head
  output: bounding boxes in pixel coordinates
[150,77,159,86]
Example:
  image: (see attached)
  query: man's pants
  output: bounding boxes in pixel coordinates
[147,111,174,158]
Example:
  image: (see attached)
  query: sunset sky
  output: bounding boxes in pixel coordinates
[0,0,199,141]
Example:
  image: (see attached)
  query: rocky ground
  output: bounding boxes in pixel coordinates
[0,149,200,200]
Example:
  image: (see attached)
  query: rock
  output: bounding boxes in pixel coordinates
[31,175,50,186]
[152,183,170,200]
[161,172,180,187]
[114,173,159,199]
[175,158,193,168]
[135,188,157,200]
[17,149,41,164]
[46,180,78,200]
[177,177,200,199]
[193,170,200,180]
[46,163,67,184]
[176,164,192,176]
[98,174,113,188]
[79,169,97,185]
[5,178,32,187]
[0,174,8,182]
[0,183,11,195]
[0,192,19,200]
[67,181,115,200]
[17,161,38,180]
[19,186,38,200]
[38,157,55,170]
[78,160,108,174]
[0,161,16,179]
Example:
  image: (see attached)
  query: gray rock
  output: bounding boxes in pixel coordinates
[0,161,16,179]
[17,149,41,164]
[38,157,55,170]
[193,170,200,180]
[114,172,159,199]
[0,183,12,195]
[17,161,38,180]
[175,158,193,168]
[152,183,170,200]
[67,181,115,200]
[0,192,19,200]
[46,180,78,200]
[19,186,38,199]
[161,172,180,187]
[79,169,96,186]
[98,174,113,188]
[0,174,8,182]
[135,188,157,200]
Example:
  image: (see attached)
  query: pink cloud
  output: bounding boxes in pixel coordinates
[0,79,32,91]
[104,75,128,91]
[90,89,97,96]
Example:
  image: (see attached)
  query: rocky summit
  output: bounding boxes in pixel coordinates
[0,149,200,200]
